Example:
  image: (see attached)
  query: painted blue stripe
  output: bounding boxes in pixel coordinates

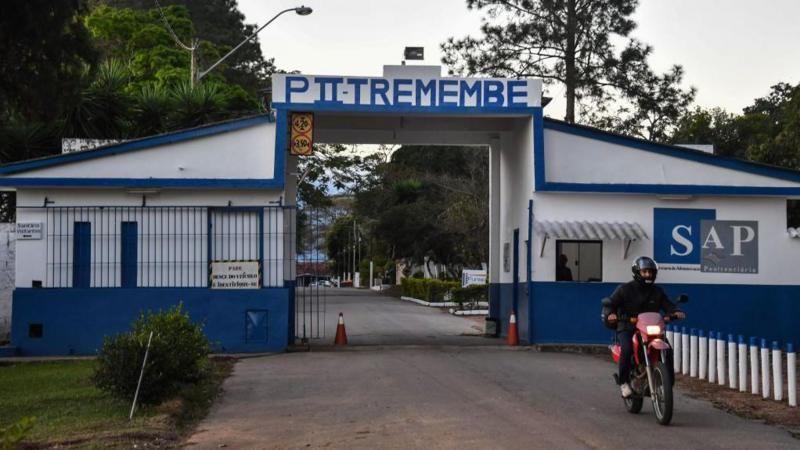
[543,118,800,183]
[0,178,284,188]
[272,102,539,115]
[533,108,545,191]
[0,115,272,175]
[538,182,800,195]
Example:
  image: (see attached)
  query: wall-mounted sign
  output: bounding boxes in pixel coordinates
[654,208,716,265]
[272,74,542,110]
[290,112,314,156]
[700,220,758,273]
[210,261,260,289]
[16,222,42,240]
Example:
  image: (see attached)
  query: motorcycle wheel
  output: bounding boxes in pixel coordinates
[651,361,673,425]
[624,396,643,414]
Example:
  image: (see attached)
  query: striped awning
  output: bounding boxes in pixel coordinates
[789,228,800,238]
[535,220,649,241]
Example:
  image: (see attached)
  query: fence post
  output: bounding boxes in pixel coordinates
[788,343,796,407]
[761,338,771,400]
[666,325,674,357]
[717,332,726,386]
[682,327,690,376]
[728,334,737,390]
[749,337,759,395]
[690,329,698,377]
[699,330,707,380]
[674,327,682,374]
[708,331,717,383]
[773,341,783,402]
[738,335,747,392]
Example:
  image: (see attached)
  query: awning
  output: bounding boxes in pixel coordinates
[535,220,649,241]
[789,228,800,238]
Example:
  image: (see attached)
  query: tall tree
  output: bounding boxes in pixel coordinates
[442,0,693,127]
[0,0,97,122]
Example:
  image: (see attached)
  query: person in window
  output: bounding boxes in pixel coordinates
[605,256,686,398]
[556,253,573,281]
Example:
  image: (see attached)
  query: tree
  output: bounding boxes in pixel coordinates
[0,0,97,122]
[442,0,694,128]
[98,0,277,95]
[670,107,741,157]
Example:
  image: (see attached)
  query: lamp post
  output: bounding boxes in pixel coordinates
[192,5,312,86]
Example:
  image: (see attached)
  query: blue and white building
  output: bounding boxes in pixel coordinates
[1,64,799,355]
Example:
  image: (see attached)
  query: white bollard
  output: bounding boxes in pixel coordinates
[738,335,748,392]
[788,343,796,407]
[674,328,682,374]
[709,331,717,383]
[682,327,690,376]
[717,333,727,386]
[749,337,760,395]
[761,338,771,400]
[728,334,737,390]
[773,341,783,402]
[699,330,708,380]
[690,329,699,378]
[666,325,675,355]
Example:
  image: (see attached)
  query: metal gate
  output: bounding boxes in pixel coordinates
[294,206,335,342]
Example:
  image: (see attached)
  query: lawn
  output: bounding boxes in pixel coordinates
[0,358,233,448]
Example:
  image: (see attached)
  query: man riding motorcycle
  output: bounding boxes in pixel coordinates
[605,257,686,398]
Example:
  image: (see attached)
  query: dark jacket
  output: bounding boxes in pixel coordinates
[608,280,679,331]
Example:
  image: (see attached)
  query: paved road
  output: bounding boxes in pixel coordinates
[186,291,797,449]
[294,287,490,346]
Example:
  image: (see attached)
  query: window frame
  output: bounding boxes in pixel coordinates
[554,239,604,283]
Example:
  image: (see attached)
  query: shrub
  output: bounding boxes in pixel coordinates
[93,304,210,405]
[0,417,35,450]
[401,278,460,302]
[451,284,488,304]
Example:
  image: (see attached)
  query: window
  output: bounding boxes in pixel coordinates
[555,241,602,282]
[788,200,800,229]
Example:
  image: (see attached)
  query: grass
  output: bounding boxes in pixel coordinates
[0,358,234,448]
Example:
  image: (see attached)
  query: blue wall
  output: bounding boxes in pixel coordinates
[11,288,290,356]
[489,283,530,343]
[530,282,800,346]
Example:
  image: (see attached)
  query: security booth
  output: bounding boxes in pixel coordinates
[530,120,800,346]
[1,64,800,356]
[0,116,297,355]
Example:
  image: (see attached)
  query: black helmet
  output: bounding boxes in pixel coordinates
[632,256,658,284]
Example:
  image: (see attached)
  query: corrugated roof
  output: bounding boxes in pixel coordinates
[535,220,649,241]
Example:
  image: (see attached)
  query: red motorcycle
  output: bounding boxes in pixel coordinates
[602,295,687,426]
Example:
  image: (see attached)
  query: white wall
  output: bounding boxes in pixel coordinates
[14,188,287,288]
[544,129,800,188]
[8,122,276,181]
[532,193,800,285]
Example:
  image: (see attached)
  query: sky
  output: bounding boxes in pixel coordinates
[238,0,800,120]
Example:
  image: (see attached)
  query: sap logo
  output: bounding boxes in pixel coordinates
[699,220,758,273]
[653,208,716,264]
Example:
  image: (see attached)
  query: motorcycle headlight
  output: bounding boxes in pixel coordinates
[646,325,662,336]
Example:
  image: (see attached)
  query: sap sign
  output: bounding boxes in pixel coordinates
[654,208,716,264]
[700,220,758,273]
[272,74,542,110]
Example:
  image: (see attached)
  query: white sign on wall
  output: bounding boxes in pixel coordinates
[16,222,42,240]
[210,261,260,289]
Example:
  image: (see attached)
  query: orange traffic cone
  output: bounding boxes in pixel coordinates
[334,312,348,345]
[507,311,519,346]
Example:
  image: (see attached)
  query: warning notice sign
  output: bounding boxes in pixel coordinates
[210,261,260,289]
[290,112,314,156]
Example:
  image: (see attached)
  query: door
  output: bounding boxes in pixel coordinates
[121,222,137,288]
[73,222,91,288]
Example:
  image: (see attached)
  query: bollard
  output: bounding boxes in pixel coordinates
[690,329,699,378]
[674,327,682,374]
[666,325,674,356]
[717,332,727,386]
[749,337,759,395]
[682,327,690,376]
[738,335,747,392]
[728,334,737,390]
[773,341,783,402]
[761,338,771,400]
[788,343,796,407]
[699,330,708,380]
[709,331,717,383]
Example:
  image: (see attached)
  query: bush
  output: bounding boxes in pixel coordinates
[401,278,460,302]
[451,284,488,304]
[0,417,35,450]
[93,304,210,405]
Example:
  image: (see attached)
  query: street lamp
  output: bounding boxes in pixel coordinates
[192,5,313,86]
